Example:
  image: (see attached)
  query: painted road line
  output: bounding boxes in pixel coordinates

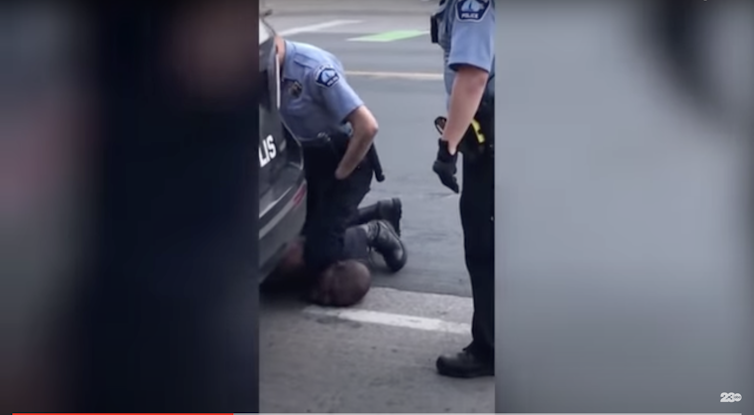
[348,29,430,42]
[303,306,471,335]
[302,287,473,335]
[345,70,443,80]
[277,20,361,37]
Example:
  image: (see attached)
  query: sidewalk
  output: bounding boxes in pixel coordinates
[262,0,436,16]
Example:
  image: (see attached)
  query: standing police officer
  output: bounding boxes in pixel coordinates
[271,32,408,284]
[650,0,713,114]
[431,0,495,378]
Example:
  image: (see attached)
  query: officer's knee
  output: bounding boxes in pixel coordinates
[304,231,345,271]
[307,260,371,307]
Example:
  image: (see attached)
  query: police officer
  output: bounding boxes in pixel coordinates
[650,0,713,114]
[271,31,408,283]
[431,0,495,378]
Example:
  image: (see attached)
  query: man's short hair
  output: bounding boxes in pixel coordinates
[308,260,371,307]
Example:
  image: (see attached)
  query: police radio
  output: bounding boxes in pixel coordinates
[430,16,439,44]
[429,0,447,44]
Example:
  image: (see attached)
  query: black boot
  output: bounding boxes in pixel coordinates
[436,347,494,378]
[361,220,407,273]
[357,198,403,236]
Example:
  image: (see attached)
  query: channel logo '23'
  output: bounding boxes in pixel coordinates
[720,392,742,403]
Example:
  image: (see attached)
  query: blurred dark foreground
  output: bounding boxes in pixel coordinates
[495,1,753,413]
[1,3,260,412]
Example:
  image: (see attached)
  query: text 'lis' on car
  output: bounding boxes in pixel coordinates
[258,14,307,282]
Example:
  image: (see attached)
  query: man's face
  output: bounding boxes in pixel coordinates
[275,238,306,280]
[308,267,337,305]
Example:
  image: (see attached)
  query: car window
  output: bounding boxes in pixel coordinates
[259,39,280,141]
[259,77,272,111]
[259,60,279,111]
[259,66,278,135]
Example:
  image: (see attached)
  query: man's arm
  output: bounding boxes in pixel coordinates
[312,64,378,179]
[339,106,378,179]
[443,0,495,154]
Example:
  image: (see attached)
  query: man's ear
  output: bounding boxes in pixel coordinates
[307,270,333,306]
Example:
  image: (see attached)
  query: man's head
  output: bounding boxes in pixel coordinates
[308,260,371,307]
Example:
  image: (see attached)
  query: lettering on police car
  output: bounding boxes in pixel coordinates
[315,65,340,88]
[259,134,277,167]
[456,0,490,22]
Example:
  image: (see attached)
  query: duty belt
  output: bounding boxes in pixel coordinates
[434,105,494,162]
[301,132,385,182]
[299,132,336,149]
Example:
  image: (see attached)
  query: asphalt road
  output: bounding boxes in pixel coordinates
[260,3,753,413]
[260,10,494,414]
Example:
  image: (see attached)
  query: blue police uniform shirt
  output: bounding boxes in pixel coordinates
[435,0,495,105]
[279,40,364,142]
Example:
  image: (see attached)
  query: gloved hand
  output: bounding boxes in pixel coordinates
[432,138,459,193]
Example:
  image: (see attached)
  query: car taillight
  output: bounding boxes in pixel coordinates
[292,182,306,206]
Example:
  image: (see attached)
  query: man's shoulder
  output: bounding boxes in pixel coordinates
[289,44,342,89]
[291,42,333,67]
[290,43,341,83]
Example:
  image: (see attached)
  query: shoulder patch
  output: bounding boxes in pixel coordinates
[456,0,491,22]
[314,65,341,88]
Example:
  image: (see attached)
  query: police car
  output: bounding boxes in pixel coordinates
[259,15,307,281]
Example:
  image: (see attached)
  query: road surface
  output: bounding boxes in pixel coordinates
[259,8,494,414]
[260,2,754,413]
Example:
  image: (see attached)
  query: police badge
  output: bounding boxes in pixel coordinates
[289,81,302,98]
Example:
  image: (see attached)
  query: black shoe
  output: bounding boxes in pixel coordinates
[364,220,407,273]
[436,349,494,378]
[377,198,402,236]
[358,198,403,236]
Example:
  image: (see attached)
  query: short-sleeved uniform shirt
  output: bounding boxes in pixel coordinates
[279,40,364,142]
[435,0,495,105]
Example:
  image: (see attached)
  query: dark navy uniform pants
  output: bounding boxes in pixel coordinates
[302,143,373,275]
[460,115,495,362]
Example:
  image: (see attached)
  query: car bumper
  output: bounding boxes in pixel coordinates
[259,178,307,282]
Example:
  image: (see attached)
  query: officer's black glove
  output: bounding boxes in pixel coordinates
[432,138,459,194]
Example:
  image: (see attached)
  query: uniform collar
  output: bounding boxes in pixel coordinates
[281,40,297,81]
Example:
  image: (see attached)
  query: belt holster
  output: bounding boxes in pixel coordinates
[449,103,494,163]
[306,132,385,182]
[434,87,494,163]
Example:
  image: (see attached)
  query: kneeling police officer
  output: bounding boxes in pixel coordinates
[431,0,495,378]
[267,21,408,286]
